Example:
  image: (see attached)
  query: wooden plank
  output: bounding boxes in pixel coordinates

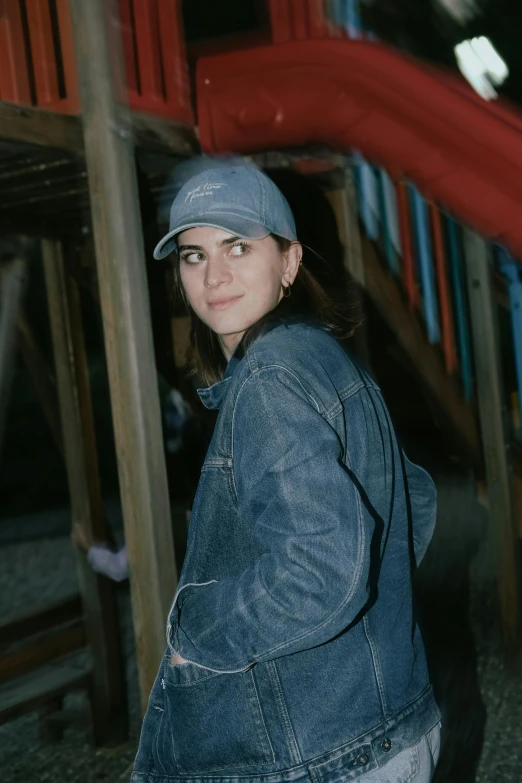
[463,229,521,648]
[0,100,197,155]
[0,595,82,648]
[0,663,90,723]
[361,234,482,465]
[25,0,61,107]
[16,314,64,457]
[157,0,193,124]
[0,211,84,241]
[42,239,128,744]
[0,101,83,151]
[55,0,81,112]
[268,0,293,43]
[68,0,178,710]
[325,172,371,367]
[0,622,86,684]
[0,1,32,104]
[132,0,163,102]
[131,111,198,156]
[0,256,27,458]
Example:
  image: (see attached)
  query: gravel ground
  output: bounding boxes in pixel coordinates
[1,477,521,783]
[0,536,140,783]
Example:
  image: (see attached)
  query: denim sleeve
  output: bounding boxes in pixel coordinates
[402,453,437,565]
[172,367,373,672]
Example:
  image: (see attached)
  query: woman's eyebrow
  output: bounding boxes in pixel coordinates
[178,244,204,252]
[219,236,242,246]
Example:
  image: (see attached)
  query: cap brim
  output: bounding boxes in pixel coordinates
[153,215,270,260]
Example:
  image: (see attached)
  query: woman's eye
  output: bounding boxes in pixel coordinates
[182,252,204,264]
[229,243,250,257]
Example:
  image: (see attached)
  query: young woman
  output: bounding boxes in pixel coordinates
[131,164,441,783]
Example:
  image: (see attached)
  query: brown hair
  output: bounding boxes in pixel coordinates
[171,235,357,386]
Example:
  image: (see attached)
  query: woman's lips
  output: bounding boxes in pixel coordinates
[207,295,243,311]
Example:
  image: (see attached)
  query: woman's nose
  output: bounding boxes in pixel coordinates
[204,256,232,288]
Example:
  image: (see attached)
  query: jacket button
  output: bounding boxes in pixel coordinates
[356,754,369,766]
[381,738,392,752]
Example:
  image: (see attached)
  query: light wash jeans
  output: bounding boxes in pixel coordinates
[359,723,441,782]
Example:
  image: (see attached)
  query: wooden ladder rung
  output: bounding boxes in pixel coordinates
[0,661,91,724]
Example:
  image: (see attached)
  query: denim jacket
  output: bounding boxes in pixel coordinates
[132,321,440,783]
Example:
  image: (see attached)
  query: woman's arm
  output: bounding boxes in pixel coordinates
[171,366,374,672]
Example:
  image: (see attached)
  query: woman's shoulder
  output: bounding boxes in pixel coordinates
[245,320,369,405]
[249,320,345,365]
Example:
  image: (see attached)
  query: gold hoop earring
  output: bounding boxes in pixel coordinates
[282,283,292,299]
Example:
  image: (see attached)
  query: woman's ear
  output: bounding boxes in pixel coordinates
[282,241,303,286]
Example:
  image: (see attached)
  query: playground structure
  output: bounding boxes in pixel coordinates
[0,0,521,745]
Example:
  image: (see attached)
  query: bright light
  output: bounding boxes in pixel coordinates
[470,37,508,84]
[454,37,508,101]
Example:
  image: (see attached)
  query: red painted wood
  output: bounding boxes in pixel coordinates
[197,39,522,260]
[269,0,328,43]
[0,1,31,104]
[269,0,293,44]
[430,203,458,373]
[133,0,163,102]
[291,0,309,40]
[54,0,79,112]
[25,0,60,106]
[157,0,193,123]
[306,0,328,39]
[396,180,420,310]
[118,0,139,94]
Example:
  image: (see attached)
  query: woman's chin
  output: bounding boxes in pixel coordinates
[209,313,255,339]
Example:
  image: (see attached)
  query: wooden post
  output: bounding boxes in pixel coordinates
[68,0,177,707]
[325,166,371,367]
[16,314,64,458]
[463,229,521,648]
[0,256,27,460]
[42,239,128,744]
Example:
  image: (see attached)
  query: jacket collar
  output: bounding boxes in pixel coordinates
[197,344,245,410]
[196,315,310,410]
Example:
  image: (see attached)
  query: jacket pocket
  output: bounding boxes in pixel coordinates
[162,662,275,774]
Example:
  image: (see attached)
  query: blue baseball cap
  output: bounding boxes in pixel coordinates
[157,155,249,224]
[153,165,297,260]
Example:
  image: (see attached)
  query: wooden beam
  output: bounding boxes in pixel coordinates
[68,0,177,708]
[463,229,521,649]
[0,663,90,724]
[361,235,482,464]
[0,100,198,156]
[326,173,371,367]
[0,596,82,648]
[42,239,128,744]
[0,101,83,152]
[0,256,27,459]
[0,622,86,684]
[132,111,199,157]
[16,314,64,457]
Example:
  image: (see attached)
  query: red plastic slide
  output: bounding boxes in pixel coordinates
[197,39,522,259]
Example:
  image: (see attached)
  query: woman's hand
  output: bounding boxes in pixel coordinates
[171,653,188,665]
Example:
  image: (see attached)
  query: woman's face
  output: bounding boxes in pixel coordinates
[178,227,301,359]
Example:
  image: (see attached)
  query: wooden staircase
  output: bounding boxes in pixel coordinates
[360,225,522,647]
